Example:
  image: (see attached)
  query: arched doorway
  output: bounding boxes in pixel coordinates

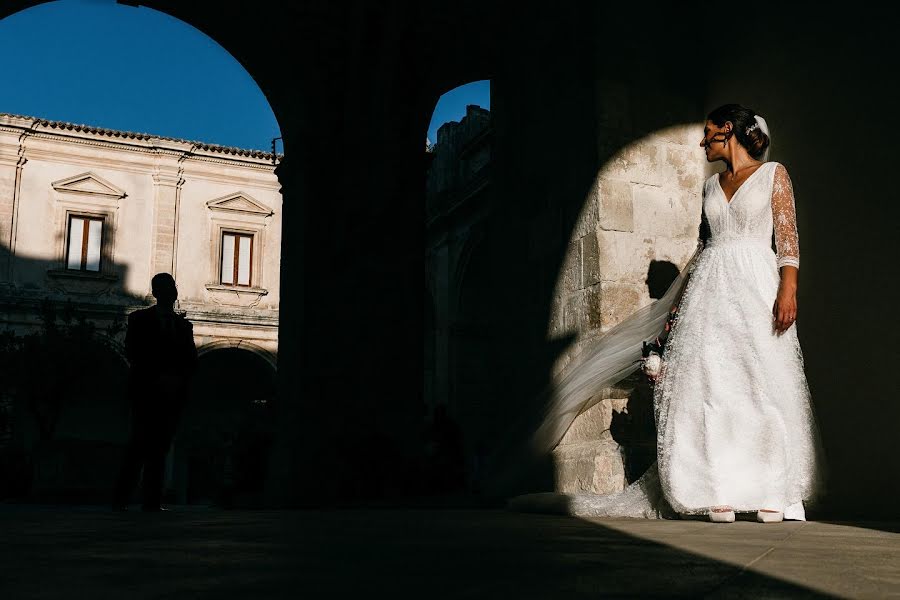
[174,346,277,507]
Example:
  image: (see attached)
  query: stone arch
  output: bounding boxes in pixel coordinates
[196,339,277,371]
[175,345,278,507]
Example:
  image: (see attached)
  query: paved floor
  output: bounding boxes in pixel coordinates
[0,505,897,598]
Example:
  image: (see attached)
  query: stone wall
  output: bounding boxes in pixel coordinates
[550,122,705,377]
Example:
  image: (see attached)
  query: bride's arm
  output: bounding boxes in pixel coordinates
[772,163,799,332]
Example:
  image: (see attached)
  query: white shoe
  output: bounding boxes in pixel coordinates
[709,507,735,523]
[756,510,784,523]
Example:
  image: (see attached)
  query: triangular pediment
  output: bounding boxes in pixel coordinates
[52,172,126,198]
[206,192,273,216]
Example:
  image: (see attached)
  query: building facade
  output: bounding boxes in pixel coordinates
[0,113,282,504]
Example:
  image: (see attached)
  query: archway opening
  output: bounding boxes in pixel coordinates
[175,347,277,507]
[0,0,283,504]
[424,80,491,496]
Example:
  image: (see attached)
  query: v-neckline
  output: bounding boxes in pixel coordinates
[717,162,768,205]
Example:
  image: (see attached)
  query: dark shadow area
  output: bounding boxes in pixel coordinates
[0,242,144,504]
[0,505,869,598]
[175,347,276,508]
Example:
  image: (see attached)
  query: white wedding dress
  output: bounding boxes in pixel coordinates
[508,161,825,520]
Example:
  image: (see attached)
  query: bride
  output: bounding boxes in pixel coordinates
[506,104,826,523]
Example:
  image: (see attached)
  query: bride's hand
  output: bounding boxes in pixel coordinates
[773,284,797,333]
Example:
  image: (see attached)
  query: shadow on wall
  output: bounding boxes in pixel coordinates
[0,241,143,502]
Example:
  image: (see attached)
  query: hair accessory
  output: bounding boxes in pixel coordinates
[745,122,760,135]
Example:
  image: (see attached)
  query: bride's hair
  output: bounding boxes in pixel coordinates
[707,104,770,159]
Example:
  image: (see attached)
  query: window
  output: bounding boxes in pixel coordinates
[66,215,103,272]
[220,232,253,286]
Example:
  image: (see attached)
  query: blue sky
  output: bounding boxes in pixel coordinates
[1,1,488,152]
[0,0,281,152]
[427,80,490,145]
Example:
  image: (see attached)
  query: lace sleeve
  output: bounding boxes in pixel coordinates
[772,163,800,269]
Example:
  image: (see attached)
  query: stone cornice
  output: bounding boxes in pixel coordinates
[0,113,280,173]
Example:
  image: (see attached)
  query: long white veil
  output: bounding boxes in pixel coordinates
[493,242,702,518]
[500,115,773,518]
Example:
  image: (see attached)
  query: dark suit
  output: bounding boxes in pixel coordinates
[114,305,197,509]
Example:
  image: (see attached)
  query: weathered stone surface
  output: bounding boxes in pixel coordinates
[598,140,664,187]
[594,229,655,285]
[598,280,646,331]
[561,288,583,333]
[654,123,703,147]
[652,235,699,269]
[559,239,582,294]
[596,177,634,233]
[571,187,598,239]
[582,282,603,330]
[558,397,630,446]
[663,142,707,192]
[632,184,696,238]
[581,232,602,288]
[553,435,627,495]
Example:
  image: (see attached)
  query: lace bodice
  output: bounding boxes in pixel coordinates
[699,161,800,269]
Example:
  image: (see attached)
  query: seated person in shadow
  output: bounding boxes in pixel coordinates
[113,273,198,511]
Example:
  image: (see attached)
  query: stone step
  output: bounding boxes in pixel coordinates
[552,433,626,495]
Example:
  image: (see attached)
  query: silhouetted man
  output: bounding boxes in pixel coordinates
[114,273,197,511]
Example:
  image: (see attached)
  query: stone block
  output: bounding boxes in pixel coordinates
[632,184,670,236]
[662,143,707,194]
[583,282,603,330]
[559,239,582,294]
[562,289,583,333]
[581,232,602,288]
[571,186,598,240]
[599,280,646,331]
[596,178,634,233]
[594,229,655,285]
[598,140,664,188]
[632,185,698,239]
[558,397,630,446]
[553,436,627,495]
[652,236,699,269]
[654,123,703,147]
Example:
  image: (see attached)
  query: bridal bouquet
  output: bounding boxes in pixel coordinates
[641,305,679,382]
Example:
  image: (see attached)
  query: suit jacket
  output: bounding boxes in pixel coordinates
[125,306,198,402]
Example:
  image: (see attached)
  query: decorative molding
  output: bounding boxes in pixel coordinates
[206,192,274,217]
[47,269,118,281]
[51,171,126,199]
[205,284,269,295]
[205,283,269,309]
